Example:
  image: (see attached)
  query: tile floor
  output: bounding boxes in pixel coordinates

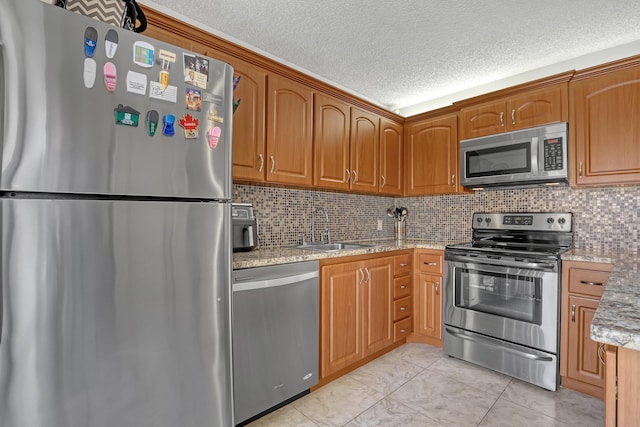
[246,343,604,427]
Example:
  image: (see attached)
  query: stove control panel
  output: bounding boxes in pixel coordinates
[473,212,572,231]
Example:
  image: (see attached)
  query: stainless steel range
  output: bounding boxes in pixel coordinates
[443,212,573,391]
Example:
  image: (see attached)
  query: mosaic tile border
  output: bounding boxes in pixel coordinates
[233,184,640,254]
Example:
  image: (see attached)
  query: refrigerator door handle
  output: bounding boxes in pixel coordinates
[0,0,26,174]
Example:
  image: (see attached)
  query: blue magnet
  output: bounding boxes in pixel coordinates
[84,26,98,58]
[162,114,175,136]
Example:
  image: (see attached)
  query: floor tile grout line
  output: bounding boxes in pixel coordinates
[474,377,513,426]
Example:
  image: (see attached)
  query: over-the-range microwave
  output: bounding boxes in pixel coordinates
[460,122,568,190]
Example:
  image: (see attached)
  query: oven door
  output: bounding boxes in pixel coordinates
[443,252,559,354]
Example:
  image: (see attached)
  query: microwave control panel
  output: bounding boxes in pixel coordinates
[543,137,564,171]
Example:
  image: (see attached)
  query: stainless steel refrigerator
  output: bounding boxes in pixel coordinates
[0,1,234,425]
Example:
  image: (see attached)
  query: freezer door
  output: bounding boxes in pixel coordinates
[0,198,233,427]
[0,0,232,199]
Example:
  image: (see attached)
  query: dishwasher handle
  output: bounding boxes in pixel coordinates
[233,270,318,292]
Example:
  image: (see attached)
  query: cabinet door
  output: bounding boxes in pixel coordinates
[362,257,394,357]
[313,94,350,190]
[459,101,506,140]
[320,262,362,377]
[414,273,442,341]
[509,85,565,131]
[567,295,605,389]
[266,75,313,185]
[350,108,379,193]
[379,119,403,196]
[571,66,640,186]
[405,114,458,195]
[231,61,267,181]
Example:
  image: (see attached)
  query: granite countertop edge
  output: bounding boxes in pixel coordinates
[562,249,640,351]
[232,239,457,269]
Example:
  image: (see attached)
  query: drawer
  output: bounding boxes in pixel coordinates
[417,252,443,274]
[568,267,611,298]
[394,296,413,321]
[394,317,412,342]
[394,276,411,300]
[394,253,412,276]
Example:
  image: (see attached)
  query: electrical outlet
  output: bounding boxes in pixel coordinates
[377,219,383,231]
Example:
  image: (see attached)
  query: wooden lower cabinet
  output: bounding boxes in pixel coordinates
[408,249,444,347]
[320,255,394,379]
[605,345,640,426]
[560,261,612,399]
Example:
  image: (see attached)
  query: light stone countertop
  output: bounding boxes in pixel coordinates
[232,239,457,270]
[562,249,640,351]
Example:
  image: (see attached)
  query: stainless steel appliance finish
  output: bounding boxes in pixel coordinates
[1,1,234,425]
[444,212,573,391]
[1,0,232,198]
[232,203,258,252]
[232,261,319,425]
[460,123,568,189]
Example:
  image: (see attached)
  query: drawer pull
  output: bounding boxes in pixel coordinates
[425,262,437,266]
[571,304,576,323]
[399,328,408,333]
[399,263,409,267]
[580,280,603,286]
[399,285,407,289]
[399,306,408,311]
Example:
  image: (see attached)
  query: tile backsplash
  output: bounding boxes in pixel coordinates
[233,184,640,254]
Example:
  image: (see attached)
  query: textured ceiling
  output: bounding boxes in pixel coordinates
[141,0,640,116]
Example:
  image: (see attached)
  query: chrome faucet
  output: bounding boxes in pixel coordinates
[311,206,331,244]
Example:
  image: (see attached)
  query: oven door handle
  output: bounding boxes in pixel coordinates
[446,254,557,271]
[445,328,554,362]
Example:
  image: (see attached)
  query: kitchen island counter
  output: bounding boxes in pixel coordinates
[233,239,458,270]
[562,249,640,351]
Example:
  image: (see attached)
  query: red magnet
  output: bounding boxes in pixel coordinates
[179,114,199,139]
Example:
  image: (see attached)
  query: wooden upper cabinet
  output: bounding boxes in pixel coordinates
[570,62,640,186]
[509,85,564,131]
[313,94,351,190]
[230,61,267,182]
[459,101,506,140]
[379,119,403,196]
[405,112,459,195]
[350,107,380,193]
[266,75,314,186]
[459,83,568,140]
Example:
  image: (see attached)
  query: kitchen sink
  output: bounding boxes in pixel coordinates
[295,242,373,252]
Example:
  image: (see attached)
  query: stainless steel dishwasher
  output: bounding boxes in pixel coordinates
[232,261,319,426]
